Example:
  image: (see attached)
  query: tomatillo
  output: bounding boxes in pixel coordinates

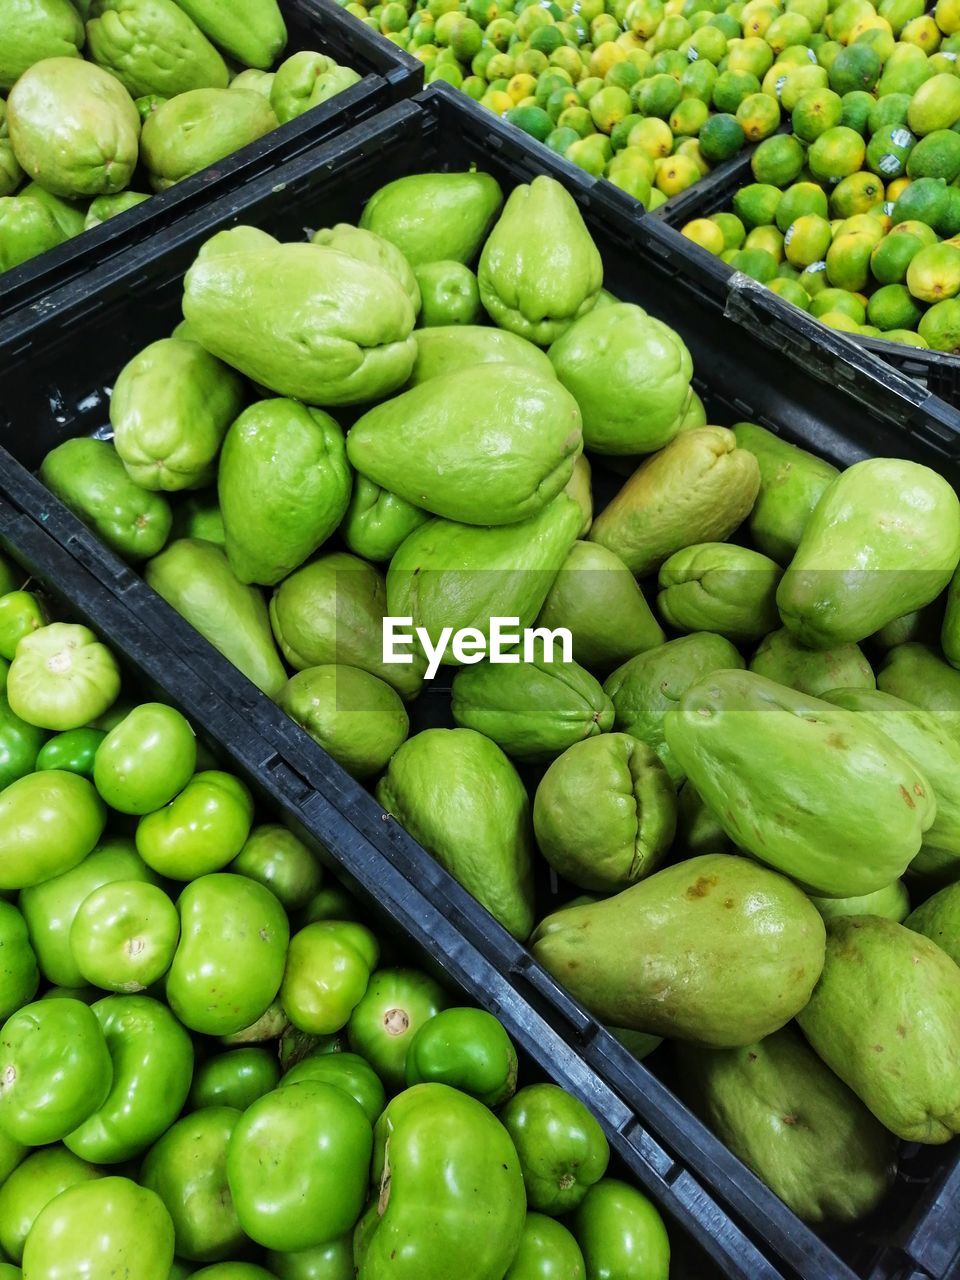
[505,1213,586,1280]
[0,1147,101,1264]
[0,693,45,791]
[35,728,104,778]
[573,1178,671,1280]
[280,921,379,1036]
[281,1051,386,1124]
[189,1047,280,1112]
[500,1085,610,1215]
[0,771,105,891]
[266,1236,353,1279]
[347,968,447,1091]
[414,260,483,326]
[0,902,38,1022]
[6,623,120,731]
[405,1006,518,1106]
[136,772,254,880]
[229,824,323,911]
[0,593,46,662]
[93,703,196,815]
[69,879,180,992]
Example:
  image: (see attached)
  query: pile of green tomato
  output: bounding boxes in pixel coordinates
[0,560,672,1280]
[337,0,960,213]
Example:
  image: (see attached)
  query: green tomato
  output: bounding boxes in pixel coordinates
[69,880,180,993]
[0,1148,101,1264]
[0,771,105,891]
[0,693,46,791]
[35,728,105,777]
[19,838,157,987]
[405,1007,518,1107]
[281,1051,386,1124]
[219,1000,288,1046]
[136,772,254,880]
[21,1176,174,1280]
[505,1214,586,1279]
[0,593,46,662]
[64,995,194,1163]
[413,260,483,326]
[166,874,290,1036]
[347,968,448,1092]
[0,1128,25,1188]
[141,1107,245,1263]
[280,921,378,1036]
[500,1085,610,1215]
[266,1238,353,1279]
[189,1047,281,1112]
[229,824,323,911]
[0,998,112,1145]
[0,1265,20,1278]
[192,1267,275,1280]
[93,703,197,815]
[169,1265,196,1280]
[226,1082,373,1251]
[573,1179,670,1279]
[0,902,38,1021]
[6,623,120,731]
[301,886,360,924]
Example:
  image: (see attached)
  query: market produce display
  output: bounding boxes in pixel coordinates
[0,0,364,274]
[0,565,674,1279]
[26,162,960,1242]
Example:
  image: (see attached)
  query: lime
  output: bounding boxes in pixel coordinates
[634,73,684,116]
[655,153,703,193]
[712,69,761,110]
[788,0,828,28]
[890,217,941,246]
[936,0,960,33]
[940,187,960,237]
[675,137,711,174]
[868,94,912,136]
[711,211,747,247]
[829,0,875,45]
[765,11,813,52]
[879,0,924,35]
[682,58,719,101]
[828,43,881,94]
[840,91,874,137]
[881,328,929,347]
[514,49,551,78]
[567,136,610,175]
[829,172,885,217]
[745,224,785,260]
[726,35,774,77]
[607,163,655,202]
[906,241,960,300]
[590,84,633,130]
[865,124,916,180]
[557,104,595,136]
[792,87,844,142]
[699,112,747,161]
[682,217,727,252]
[625,0,667,35]
[608,144,657,181]
[652,13,692,48]
[816,40,843,72]
[590,40,628,78]
[547,86,582,120]
[900,14,941,50]
[810,288,867,321]
[751,134,805,188]
[869,230,923,283]
[733,93,779,141]
[670,97,710,133]
[687,24,728,59]
[629,117,675,155]
[855,27,896,63]
[729,247,780,280]
[734,182,783,227]
[545,124,581,153]
[505,103,554,138]
[769,277,813,307]
[906,130,960,182]
[818,310,863,332]
[650,49,689,77]
[530,23,566,52]
[877,46,935,98]
[799,259,831,294]
[808,126,867,183]
[777,261,802,280]
[741,2,779,38]
[779,64,831,112]
[825,231,874,290]
[891,175,951,229]
[867,282,923,329]
[776,181,830,230]
[784,213,834,266]
[918,298,960,349]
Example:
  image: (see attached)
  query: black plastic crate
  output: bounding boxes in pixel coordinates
[0,488,777,1280]
[0,0,422,319]
[1,81,959,1280]
[642,149,960,405]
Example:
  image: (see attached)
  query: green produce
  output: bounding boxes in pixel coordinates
[548,303,692,454]
[141,1107,244,1263]
[406,324,555,386]
[84,190,150,228]
[18,182,85,237]
[658,542,783,640]
[340,478,429,563]
[797,916,960,1143]
[270,552,424,699]
[64,994,193,1162]
[141,88,278,190]
[39,438,172,561]
[7,622,119,732]
[589,427,761,575]
[377,729,535,940]
[354,1083,525,1279]
[166,874,289,1035]
[145,538,287,697]
[0,1127,25,1187]
[359,171,503,267]
[677,1026,895,1223]
[0,1147,101,1264]
[312,223,420,315]
[749,628,875,696]
[280,920,378,1036]
[906,882,960,964]
[169,490,224,546]
[136,771,253,879]
[404,1007,518,1107]
[573,1179,670,1280]
[673,781,733,858]
[604,632,744,781]
[346,365,582,526]
[189,1047,280,1112]
[0,0,84,91]
[533,734,676,892]
[171,0,287,68]
[778,458,960,647]
[0,770,106,891]
[387,495,582,667]
[0,902,37,1021]
[878,641,960,735]
[505,1214,585,1280]
[811,881,911,923]
[0,691,45,791]
[269,52,360,123]
[21,1177,174,1280]
[227,1082,372,1250]
[532,854,825,1047]
[70,879,180,992]
[111,338,244,492]
[0,592,45,660]
[182,230,417,405]
[85,0,229,98]
[537,540,665,672]
[7,58,140,197]
[281,1052,386,1124]
[942,562,960,666]
[277,665,409,779]
[501,1084,609,1214]
[347,968,447,1091]
[450,655,614,762]
[0,998,113,1144]
[414,259,482,326]
[665,670,934,896]
[0,195,65,270]
[93,702,196,815]
[478,176,603,345]
[229,825,321,912]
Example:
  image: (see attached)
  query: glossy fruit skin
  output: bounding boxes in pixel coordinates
[69,879,180,993]
[0,593,45,662]
[280,921,378,1036]
[500,1085,610,1215]
[0,693,45,791]
[229,824,322,911]
[166,874,290,1036]
[93,703,197,815]
[266,1236,353,1279]
[6,623,120,731]
[19,838,156,988]
[0,1126,25,1188]
[0,998,113,1146]
[572,1179,671,1280]
[0,902,38,1022]
[141,1107,245,1262]
[188,1047,280,1112]
[405,1007,518,1107]
[21,1176,175,1280]
[0,1147,101,1264]
[35,728,104,777]
[281,1051,386,1124]
[136,771,254,879]
[0,771,106,891]
[347,968,448,1091]
[226,1081,373,1251]
[504,1214,586,1280]
[64,994,193,1164]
